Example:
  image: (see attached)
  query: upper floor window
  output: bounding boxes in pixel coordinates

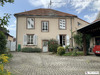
[41,21,49,32]
[27,18,34,29]
[78,22,81,26]
[59,19,66,29]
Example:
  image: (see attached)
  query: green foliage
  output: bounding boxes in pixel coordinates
[22,47,42,53]
[65,45,70,49]
[63,51,84,56]
[0,0,14,6]
[0,31,7,54]
[48,39,59,53]
[57,47,65,55]
[74,33,83,47]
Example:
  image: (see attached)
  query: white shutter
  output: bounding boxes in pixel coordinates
[57,35,60,44]
[35,35,38,45]
[23,35,27,45]
[33,35,38,45]
[66,35,70,45]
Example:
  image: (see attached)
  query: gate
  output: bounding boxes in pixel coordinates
[6,41,16,51]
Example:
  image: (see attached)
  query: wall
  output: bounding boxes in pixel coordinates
[16,16,89,49]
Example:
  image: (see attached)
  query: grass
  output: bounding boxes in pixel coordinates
[63,51,84,56]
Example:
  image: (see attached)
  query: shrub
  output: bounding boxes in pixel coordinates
[57,47,65,55]
[65,45,70,50]
[22,47,42,53]
[48,39,59,53]
[0,54,12,75]
[0,31,7,54]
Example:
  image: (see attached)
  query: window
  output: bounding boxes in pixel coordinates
[27,18,34,29]
[27,35,34,44]
[42,21,49,32]
[23,34,37,45]
[78,22,81,26]
[59,19,66,29]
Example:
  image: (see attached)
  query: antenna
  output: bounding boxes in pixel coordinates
[48,0,66,8]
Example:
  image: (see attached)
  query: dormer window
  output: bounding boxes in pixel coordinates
[59,19,66,29]
[27,18,35,29]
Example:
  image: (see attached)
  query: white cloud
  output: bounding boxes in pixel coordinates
[6,20,16,31]
[70,0,91,13]
[84,13,98,23]
[92,0,100,11]
[29,0,66,8]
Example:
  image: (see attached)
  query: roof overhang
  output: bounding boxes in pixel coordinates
[78,20,100,36]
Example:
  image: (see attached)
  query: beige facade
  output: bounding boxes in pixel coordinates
[16,16,89,50]
[7,35,13,42]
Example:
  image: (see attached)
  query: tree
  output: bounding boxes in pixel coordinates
[0,31,7,54]
[0,0,14,54]
[0,0,14,33]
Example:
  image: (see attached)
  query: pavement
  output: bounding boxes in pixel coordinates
[5,52,100,75]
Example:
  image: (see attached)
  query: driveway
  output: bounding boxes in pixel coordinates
[5,52,100,75]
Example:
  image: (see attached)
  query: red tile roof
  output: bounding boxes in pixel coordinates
[14,8,77,17]
[92,19,100,23]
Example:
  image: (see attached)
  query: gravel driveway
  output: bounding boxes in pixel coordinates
[5,52,100,75]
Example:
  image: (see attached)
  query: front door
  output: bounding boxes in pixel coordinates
[60,35,66,48]
[43,41,48,52]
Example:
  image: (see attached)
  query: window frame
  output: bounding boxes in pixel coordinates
[59,18,66,30]
[26,17,35,29]
[41,21,49,32]
[27,34,34,45]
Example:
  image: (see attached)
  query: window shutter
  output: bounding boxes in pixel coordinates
[57,35,60,44]
[35,35,38,45]
[66,35,70,45]
[23,35,27,45]
[33,35,38,45]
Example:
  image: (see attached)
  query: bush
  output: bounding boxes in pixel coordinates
[65,45,70,50]
[48,39,59,53]
[57,47,65,55]
[22,47,42,53]
[0,31,7,54]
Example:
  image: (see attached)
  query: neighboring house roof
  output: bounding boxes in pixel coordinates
[14,8,77,17]
[92,12,100,23]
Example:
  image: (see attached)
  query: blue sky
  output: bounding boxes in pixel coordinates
[0,0,100,38]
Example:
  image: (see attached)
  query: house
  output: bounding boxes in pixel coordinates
[14,8,89,52]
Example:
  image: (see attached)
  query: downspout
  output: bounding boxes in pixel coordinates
[16,16,18,51]
[70,16,73,47]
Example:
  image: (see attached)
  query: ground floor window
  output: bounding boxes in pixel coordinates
[27,34,34,44]
[23,34,37,45]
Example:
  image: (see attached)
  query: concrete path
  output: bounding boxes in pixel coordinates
[5,52,100,75]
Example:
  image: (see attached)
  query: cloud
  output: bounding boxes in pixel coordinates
[29,0,66,8]
[84,13,98,23]
[70,0,92,14]
[92,0,100,11]
[6,20,16,31]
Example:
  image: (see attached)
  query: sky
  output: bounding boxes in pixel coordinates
[0,0,100,38]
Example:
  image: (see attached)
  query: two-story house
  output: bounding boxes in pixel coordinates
[14,8,89,52]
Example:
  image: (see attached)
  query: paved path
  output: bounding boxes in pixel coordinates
[5,52,100,75]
